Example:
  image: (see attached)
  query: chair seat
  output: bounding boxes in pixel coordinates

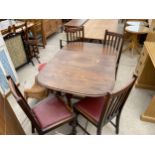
[74,97,107,124]
[32,95,74,129]
[38,63,47,72]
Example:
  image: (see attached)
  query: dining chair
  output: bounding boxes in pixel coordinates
[22,21,40,65]
[59,26,84,48]
[28,19,46,48]
[73,76,136,135]
[103,29,124,79]
[7,76,76,135]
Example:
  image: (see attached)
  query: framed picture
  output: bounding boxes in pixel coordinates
[0,33,19,96]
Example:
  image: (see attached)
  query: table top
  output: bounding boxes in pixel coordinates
[127,21,148,27]
[64,19,88,27]
[37,42,116,97]
[0,20,33,33]
[125,25,149,34]
[84,19,122,40]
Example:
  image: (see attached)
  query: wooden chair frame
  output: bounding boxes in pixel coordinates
[22,22,40,65]
[7,76,76,135]
[103,29,124,79]
[30,20,46,48]
[60,26,84,49]
[73,76,136,135]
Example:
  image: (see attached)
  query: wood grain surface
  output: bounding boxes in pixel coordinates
[37,42,117,97]
[84,19,121,40]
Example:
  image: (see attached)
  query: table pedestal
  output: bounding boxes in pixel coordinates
[124,25,149,56]
[123,34,141,55]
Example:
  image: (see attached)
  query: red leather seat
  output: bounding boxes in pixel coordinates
[38,63,47,72]
[32,95,73,129]
[7,75,76,135]
[74,97,107,124]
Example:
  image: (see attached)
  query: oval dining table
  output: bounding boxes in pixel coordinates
[37,42,117,97]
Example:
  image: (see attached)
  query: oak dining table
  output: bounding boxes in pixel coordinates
[37,42,117,97]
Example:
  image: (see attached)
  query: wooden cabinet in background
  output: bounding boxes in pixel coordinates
[145,20,155,42]
[135,45,148,76]
[141,96,155,123]
[135,42,155,90]
[43,19,62,39]
[146,32,155,42]
[42,19,62,45]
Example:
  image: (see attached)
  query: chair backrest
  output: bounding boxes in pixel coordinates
[21,21,31,41]
[103,29,124,70]
[22,19,45,48]
[17,21,32,42]
[64,26,84,42]
[103,30,124,54]
[6,76,40,129]
[99,76,136,127]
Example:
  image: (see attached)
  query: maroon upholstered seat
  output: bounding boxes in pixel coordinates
[32,95,73,129]
[38,63,47,72]
[74,97,106,124]
[7,76,76,135]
